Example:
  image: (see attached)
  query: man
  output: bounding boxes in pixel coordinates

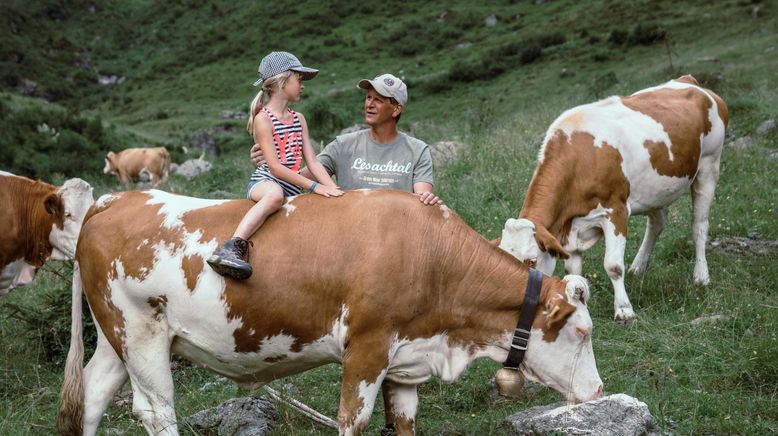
[251,73,442,205]
[250,73,441,434]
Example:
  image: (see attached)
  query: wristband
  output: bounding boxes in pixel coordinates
[310,182,318,191]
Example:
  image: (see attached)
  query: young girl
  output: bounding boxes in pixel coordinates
[207,52,343,279]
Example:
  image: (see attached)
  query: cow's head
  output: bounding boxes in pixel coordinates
[499,218,568,275]
[521,274,603,403]
[103,152,118,175]
[48,178,94,260]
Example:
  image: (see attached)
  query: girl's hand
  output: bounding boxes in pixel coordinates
[314,184,344,198]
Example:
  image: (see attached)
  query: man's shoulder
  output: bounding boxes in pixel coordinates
[335,129,370,144]
[398,132,429,150]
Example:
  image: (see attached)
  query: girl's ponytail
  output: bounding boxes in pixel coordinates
[247,90,268,134]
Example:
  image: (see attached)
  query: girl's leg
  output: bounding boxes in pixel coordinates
[233,181,285,239]
[207,181,285,279]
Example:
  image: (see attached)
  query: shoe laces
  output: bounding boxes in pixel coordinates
[232,237,253,258]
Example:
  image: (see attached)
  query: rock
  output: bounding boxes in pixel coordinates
[756,119,775,135]
[690,313,731,326]
[339,124,368,135]
[437,10,449,23]
[456,42,473,49]
[728,136,753,149]
[191,130,221,157]
[170,163,179,173]
[222,110,248,119]
[769,149,778,160]
[484,14,498,26]
[429,140,466,164]
[186,397,276,436]
[174,158,212,179]
[697,56,719,62]
[18,78,38,96]
[97,75,124,87]
[504,393,660,435]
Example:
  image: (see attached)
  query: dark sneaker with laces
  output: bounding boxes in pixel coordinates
[206,237,253,280]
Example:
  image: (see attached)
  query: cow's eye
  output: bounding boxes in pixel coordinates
[65,211,73,219]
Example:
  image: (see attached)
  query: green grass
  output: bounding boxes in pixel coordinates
[1,0,778,434]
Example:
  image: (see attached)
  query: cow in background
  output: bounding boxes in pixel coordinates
[499,75,728,321]
[0,171,94,294]
[58,190,602,436]
[103,146,170,188]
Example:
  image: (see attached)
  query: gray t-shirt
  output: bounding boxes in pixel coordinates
[317,129,434,191]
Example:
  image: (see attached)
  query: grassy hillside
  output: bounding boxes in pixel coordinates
[1,0,777,434]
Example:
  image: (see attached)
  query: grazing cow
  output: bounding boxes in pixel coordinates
[103,146,171,188]
[499,75,728,321]
[58,190,603,436]
[0,171,94,295]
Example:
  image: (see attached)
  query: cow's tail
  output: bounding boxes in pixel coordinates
[56,261,85,435]
[161,147,171,183]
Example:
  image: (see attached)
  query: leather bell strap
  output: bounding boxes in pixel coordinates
[503,268,543,370]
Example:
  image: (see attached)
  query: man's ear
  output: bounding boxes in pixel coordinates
[535,225,570,259]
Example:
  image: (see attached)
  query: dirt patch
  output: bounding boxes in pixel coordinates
[711,235,778,256]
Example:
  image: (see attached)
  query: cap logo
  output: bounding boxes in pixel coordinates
[384,78,395,87]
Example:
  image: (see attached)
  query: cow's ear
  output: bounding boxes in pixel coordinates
[534,225,569,259]
[543,295,575,329]
[44,193,64,216]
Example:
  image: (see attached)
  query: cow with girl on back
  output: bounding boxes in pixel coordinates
[57,189,602,436]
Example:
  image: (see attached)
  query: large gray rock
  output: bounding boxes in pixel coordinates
[174,158,212,179]
[756,119,775,135]
[186,397,276,436]
[504,394,660,435]
[191,130,221,157]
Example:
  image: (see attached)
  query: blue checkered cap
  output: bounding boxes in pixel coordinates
[357,73,408,106]
[253,51,318,86]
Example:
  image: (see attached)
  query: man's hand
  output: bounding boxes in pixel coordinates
[250,143,265,168]
[417,191,443,206]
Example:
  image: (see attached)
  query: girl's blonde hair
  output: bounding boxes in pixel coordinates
[246,70,294,134]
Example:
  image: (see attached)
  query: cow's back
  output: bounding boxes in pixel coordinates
[77,189,479,381]
[542,79,727,214]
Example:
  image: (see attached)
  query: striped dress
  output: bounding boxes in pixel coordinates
[249,107,304,197]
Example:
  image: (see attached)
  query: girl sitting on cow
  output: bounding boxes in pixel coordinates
[207,52,343,280]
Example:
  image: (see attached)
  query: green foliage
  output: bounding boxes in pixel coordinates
[0,98,113,179]
[301,96,351,141]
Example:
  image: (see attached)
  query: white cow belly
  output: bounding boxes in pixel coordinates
[627,173,691,215]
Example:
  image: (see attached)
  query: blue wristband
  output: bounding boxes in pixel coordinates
[310,182,318,191]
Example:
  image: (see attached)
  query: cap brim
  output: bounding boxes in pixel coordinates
[292,66,319,80]
[252,78,263,86]
[357,79,395,101]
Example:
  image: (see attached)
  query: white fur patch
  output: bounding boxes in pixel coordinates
[144,190,229,229]
[282,197,297,216]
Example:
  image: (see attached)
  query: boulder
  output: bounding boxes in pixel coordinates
[504,393,660,435]
[728,136,753,149]
[191,130,221,157]
[186,397,276,436]
[756,119,775,135]
[174,158,212,179]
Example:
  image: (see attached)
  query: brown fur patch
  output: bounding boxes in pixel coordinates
[181,255,204,293]
[521,130,630,241]
[621,87,712,178]
[148,295,168,321]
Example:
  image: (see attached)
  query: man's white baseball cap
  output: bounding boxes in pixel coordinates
[357,74,408,106]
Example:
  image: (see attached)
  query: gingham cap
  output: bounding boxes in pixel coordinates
[253,51,318,86]
[357,73,408,106]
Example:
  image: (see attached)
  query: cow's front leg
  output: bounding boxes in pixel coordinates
[381,379,418,436]
[339,338,390,435]
[629,208,666,275]
[601,213,634,321]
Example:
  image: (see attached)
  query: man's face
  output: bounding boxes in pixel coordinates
[364,88,401,127]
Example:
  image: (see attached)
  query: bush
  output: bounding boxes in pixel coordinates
[302,96,350,141]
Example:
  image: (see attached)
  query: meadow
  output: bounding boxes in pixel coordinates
[1,0,777,434]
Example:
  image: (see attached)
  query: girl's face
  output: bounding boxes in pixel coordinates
[282,73,304,102]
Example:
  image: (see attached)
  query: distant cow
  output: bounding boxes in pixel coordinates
[0,171,94,294]
[499,75,728,321]
[58,190,602,435]
[103,147,170,188]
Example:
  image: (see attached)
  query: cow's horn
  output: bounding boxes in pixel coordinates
[495,368,524,398]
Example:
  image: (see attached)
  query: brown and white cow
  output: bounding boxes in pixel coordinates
[499,75,728,321]
[103,146,171,188]
[58,189,602,436]
[0,171,94,295]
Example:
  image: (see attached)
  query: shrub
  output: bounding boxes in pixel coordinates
[609,29,629,45]
[302,96,350,140]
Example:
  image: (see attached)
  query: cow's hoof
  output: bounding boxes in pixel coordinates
[627,264,646,275]
[693,276,710,286]
[613,307,635,323]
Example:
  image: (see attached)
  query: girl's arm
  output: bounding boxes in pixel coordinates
[298,114,339,187]
[255,113,342,197]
